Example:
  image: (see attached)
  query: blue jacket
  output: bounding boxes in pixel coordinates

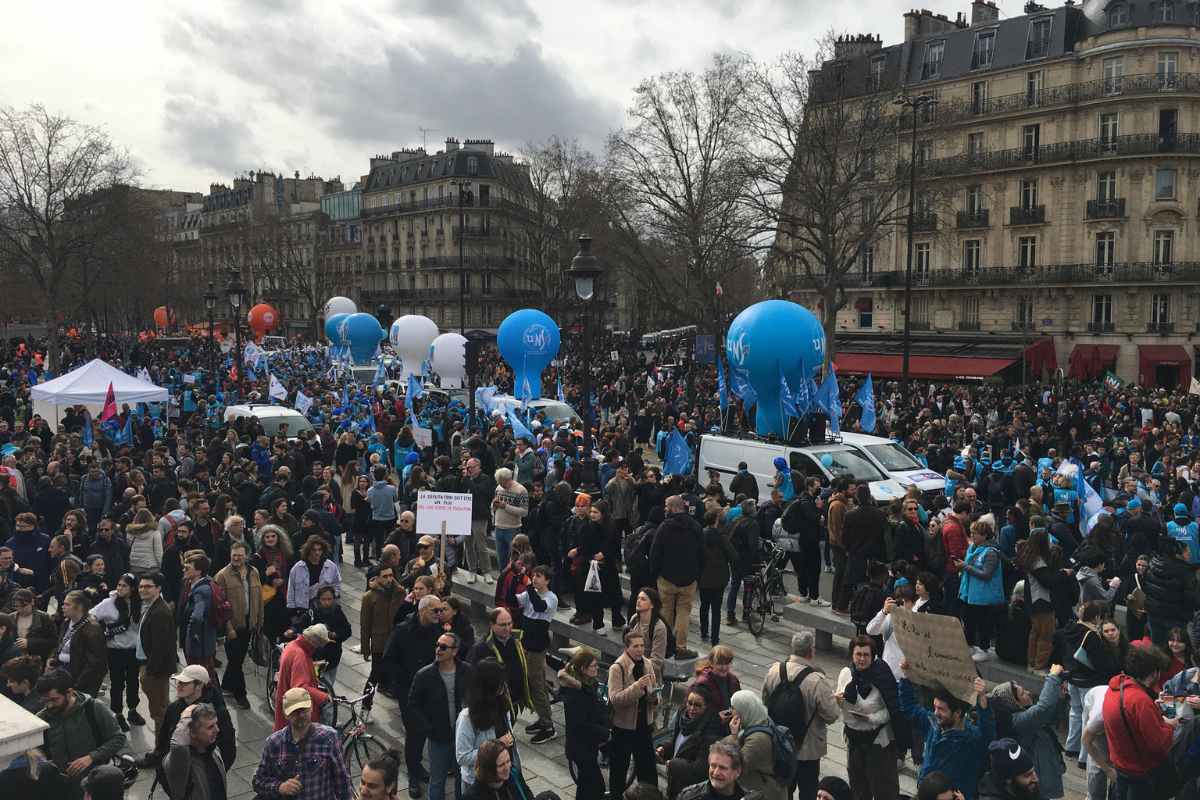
[184,577,216,660]
[899,679,995,800]
[958,543,1004,606]
[1167,519,1200,565]
[1163,666,1200,697]
[3,530,51,592]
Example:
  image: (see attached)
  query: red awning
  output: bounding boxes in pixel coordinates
[1068,344,1120,380]
[1022,337,1057,379]
[1138,344,1193,388]
[833,352,1016,380]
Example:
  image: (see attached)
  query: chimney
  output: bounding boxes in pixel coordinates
[904,9,957,40]
[445,137,460,152]
[971,0,1000,24]
[833,33,883,61]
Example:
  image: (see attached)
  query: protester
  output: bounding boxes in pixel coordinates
[213,539,262,709]
[89,573,144,730]
[899,660,993,800]
[651,494,703,659]
[36,668,127,796]
[608,629,659,797]
[254,686,352,800]
[52,590,107,697]
[408,632,469,800]
[761,631,839,800]
[163,703,226,800]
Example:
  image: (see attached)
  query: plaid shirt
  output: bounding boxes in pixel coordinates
[253,722,351,800]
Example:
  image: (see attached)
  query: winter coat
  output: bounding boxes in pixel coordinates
[1075,565,1117,607]
[843,505,888,584]
[899,678,995,800]
[139,594,178,677]
[731,727,783,800]
[729,470,760,501]
[650,512,704,586]
[466,630,531,711]
[692,665,742,713]
[272,635,329,731]
[558,667,610,761]
[154,684,237,769]
[59,617,107,696]
[1102,673,1174,777]
[698,526,738,591]
[359,584,407,656]
[182,576,216,660]
[407,661,469,744]
[1061,622,1123,689]
[760,656,839,762]
[1143,553,1198,621]
[163,726,227,800]
[16,608,58,659]
[3,529,51,591]
[78,474,112,514]
[126,522,163,576]
[604,475,637,522]
[388,614,443,703]
[609,651,659,731]
[285,557,341,611]
[38,692,126,774]
[780,494,821,545]
[988,673,1066,799]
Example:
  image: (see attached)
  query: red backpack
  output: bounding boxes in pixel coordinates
[207,578,233,630]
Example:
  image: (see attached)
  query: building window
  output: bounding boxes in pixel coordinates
[1154,230,1175,265]
[966,184,984,214]
[1158,52,1179,89]
[912,295,930,325]
[917,140,932,165]
[1018,235,1037,268]
[1104,56,1123,94]
[1108,3,1129,25]
[967,132,984,160]
[860,196,877,223]
[915,242,931,280]
[1020,179,1038,209]
[971,81,989,114]
[1026,70,1044,106]
[870,56,885,90]
[961,295,980,326]
[1095,231,1116,270]
[1017,296,1035,328]
[1092,295,1113,327]
[1097,171,1117,202]
[1098,112,1119,144]
[971,31,996,69]
[1155,167,1177,199]
[1022,124,1040,159]
[1159,0,1176,21]
[467,157,478,176]
[1026,17,1052,59]
[861,246,874,279]
[922,41,945,79]
[856,298,874,328]
[1152,293,1171,325]
[963,240,982,274]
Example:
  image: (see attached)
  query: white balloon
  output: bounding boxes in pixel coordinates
[430,332,468,388]
[389,315,440,379]
[323,296,357,318]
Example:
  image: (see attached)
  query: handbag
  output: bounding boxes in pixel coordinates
[1073,629,1095,671]
[584,559,603,593]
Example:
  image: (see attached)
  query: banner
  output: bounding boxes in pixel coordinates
[415,491,473,537]
[889,607,979,705]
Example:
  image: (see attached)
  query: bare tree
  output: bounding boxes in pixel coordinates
[241,214,327,340]
[605,54,756,335]
[740,44,912,364]
[0,105,134,369]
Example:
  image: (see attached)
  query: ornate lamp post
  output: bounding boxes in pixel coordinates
[225,268,246,400]
[566,235,603,491]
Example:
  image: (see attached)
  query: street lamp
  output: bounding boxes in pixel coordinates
[455,180,474,335]
[894,93,937,392]
[225,268,245,400]
[566,234,603,492]
[204,281,216,386]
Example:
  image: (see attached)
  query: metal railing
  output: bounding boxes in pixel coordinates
[957,320,981,331]
[912,133,1200,178]
[1087,198,1126,218]
[1147,321,1175,333]
[912,212,937,232]
[1009,205,1046,225]
[1087,321,1115,332]
[956,209,990,228]
[833,261,1200,289]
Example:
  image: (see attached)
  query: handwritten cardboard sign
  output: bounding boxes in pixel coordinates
[890,607,979,705]
[415,491,473,537]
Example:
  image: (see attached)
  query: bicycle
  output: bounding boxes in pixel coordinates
[744,541,790,636]
[332,684,390,779]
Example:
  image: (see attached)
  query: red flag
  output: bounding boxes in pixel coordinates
[101,382,117,421]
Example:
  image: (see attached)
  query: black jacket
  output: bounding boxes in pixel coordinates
[384,613,441,700]
[781,494,821,545]
[729,471,760,502]
[406,661,469,743]
[153,684,236,770]
[1144,553,1198,620]
[650,512,704,586]
[86,535,130,585]
[558,668,609,761]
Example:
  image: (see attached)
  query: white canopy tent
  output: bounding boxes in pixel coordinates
[30,359,169,432]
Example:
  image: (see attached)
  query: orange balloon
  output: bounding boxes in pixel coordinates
[153,306,174,329]
[248,303,278,334]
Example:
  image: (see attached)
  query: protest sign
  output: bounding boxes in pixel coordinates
[412,424,433,449]
[415,491,473,537]
[890,607,979,705]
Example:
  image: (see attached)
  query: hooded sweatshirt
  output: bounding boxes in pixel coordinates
[1101,673,1174,777]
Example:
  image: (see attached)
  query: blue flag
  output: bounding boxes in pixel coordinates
[114,414,133,446]
[792,373,811,417]
[373,360,386,386]
[855,374,876,433]
[407,374,424,409]
[717,360,728,414]
[341,382,349,408]
[816,369,842,434]
[730,369,757,409]
[506,406,535,442]
[779,366,798,419]
[663,430,693,476]
[81,412,94,447]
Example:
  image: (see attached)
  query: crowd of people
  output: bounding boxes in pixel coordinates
[0,330,1199,800]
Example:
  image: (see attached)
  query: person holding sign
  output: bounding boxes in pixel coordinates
[898,658,994,800]
[836,635,907,800]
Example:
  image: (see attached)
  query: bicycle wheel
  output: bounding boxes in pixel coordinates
[746,582,768,636]
[344,733,387,778]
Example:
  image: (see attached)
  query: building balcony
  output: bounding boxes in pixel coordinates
[916,72,1200,128]
[956,209,990,229]
[911,212,937,232]
[1147,321,1175,333]
[829,260,1200,290]
[1087,198,1126,219]
[1011,320,1036,331]
[912,134,1200,179]
[361,196,457,218]
[956,320,981,331]
[1087,321,1115,333]
[1009,205,1046,226]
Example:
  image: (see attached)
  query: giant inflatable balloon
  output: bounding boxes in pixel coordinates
[248,304,279,341]
[324,313,349,344]
[430,332,468,388]
[153,306,174,330]
[323,296,357,318]
[342,312,385,365]
[389,315,440,380]
[497,309,560,400]
[725,299,825,437]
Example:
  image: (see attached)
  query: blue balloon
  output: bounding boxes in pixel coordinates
[324,313,349,343]
[342,312,385,365]
[725,299,825,437]
[497,309,560,400]
[820,453,834,467]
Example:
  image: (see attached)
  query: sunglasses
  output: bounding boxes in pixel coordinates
[435,643,456,651]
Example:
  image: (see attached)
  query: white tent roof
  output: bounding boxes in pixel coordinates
[30,359,168,405]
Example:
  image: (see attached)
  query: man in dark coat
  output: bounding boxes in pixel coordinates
[407,630,469,800]
[137,572,178,739]
[649,494,704,659]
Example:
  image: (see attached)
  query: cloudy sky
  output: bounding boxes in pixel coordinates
[2,0,988,193]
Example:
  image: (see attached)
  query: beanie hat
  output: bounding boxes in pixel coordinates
[1174,502,1189,518]
[773,456,788,471]
[988,738,1034,781]
[815,776,851,800]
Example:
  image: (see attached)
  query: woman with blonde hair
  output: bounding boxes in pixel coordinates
[691,644,742,718]
[126,508,162,576]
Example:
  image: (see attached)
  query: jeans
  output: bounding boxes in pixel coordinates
[495,527,519,572]
[1086,742,1112,800]
[657,578,697,650]
[846,741,899,800]
[797,544,821,600]
[403,709,429,783]
[962,603,995,650]
[428,739,456,800]
[726,575,750,617]
[699,587,723,644]
[942,573,962,617]
[107,647,140,715]
[1066,683,1087,754]
[221,626,251,699]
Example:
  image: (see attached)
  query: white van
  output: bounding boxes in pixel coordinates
[698,433,907,504]
[224,404,315,439]
[838,432,946,501]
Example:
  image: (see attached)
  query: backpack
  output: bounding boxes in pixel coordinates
[849,583,885,631]
[925,519,947,575]
[206,578,233,630]
[623,523,654,576]
[765,662,816,749]
[742,722,799,784]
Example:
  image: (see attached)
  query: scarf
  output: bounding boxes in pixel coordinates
[845,665,874,702]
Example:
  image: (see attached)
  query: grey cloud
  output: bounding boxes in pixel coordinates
[163,93,262,174]
[402,0,540,27]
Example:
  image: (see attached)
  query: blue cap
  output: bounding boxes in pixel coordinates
[773,457,788,471]
[1174,503,1190,518]
[405,451,420,465]
[1127,497,1142,510]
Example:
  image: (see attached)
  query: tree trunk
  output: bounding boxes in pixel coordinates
[822,290,839,371]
